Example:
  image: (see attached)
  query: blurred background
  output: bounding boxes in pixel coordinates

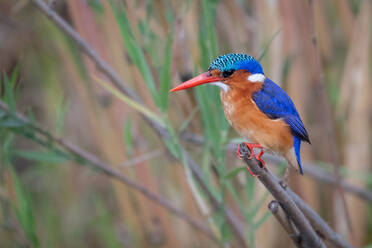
[0,0,371,247]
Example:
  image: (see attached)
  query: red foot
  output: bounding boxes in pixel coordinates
[247,167,258,178]
[236,145,243,159]
[255,150,266,168]
[236,143,266,177]
[237,143,263,159]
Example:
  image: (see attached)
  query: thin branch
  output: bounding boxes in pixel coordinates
[0,100,218,243]
[239,143,353,248]
[120,149,164,168]
[27,1,249,246]
[239,143,327,248]
[268,200,301,248]
[263,154,372,203]
[182,132,369,247]
[181,132,372,203]
[182,152,247,242]
[286,189,353,248]
[28,1,367,245]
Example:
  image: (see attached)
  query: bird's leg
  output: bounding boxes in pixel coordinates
[255,150,265,168]
[246,167,258,178]
[237,142,263,160]
[237,143,265,177]
[236,145,243,159]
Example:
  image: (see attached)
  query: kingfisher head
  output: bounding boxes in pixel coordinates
[170,53,265,93]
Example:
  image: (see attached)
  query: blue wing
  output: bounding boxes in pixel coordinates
[252,78,310,143]
[293,136,303,175]
[252,78,309,175]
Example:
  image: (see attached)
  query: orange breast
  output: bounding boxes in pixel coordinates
[221,85,293,155]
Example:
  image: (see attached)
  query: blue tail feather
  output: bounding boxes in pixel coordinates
[293,136,303,175]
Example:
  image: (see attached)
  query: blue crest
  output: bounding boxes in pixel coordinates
[208,53,264,74]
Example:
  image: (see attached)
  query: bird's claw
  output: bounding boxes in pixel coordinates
[255,150,265,168]
[236,143,266,177]
[236,145,253,159]
[236,145,243,160]
[247,167,258,178]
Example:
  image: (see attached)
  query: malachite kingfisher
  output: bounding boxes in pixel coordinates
[170,53,310,175]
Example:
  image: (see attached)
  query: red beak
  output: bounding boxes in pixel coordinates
[170,72,222,92]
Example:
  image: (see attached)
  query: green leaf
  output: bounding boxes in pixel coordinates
[123,120,133,157]
[0,109,6,119]
[2,68,20,112]
[88,0,104,14]
[163,138,180,159]
[214,208,233,243]
[177,106,199,134]
[94,75,164,126]
[3,74,16,112]
[1,133,14,165]
[201,0,219,60]
[258,29,282,62]
[95,200,121,248]
[194,85,229,162]
[253,212,272,230]
[162,120,182,159]
[109,0,158,105]
[14,150,68,164]
[11,168,39,247]
[194,0,229,156]
[224,166,246,179]
[55,98,69,135]
[245,173,257,203]
[10,65,20,86]
[281,54,295,86]
[249,192,270,219]
[158,31,174,112]
[0,116,26,128]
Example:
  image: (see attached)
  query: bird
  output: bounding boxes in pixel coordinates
[170,53,310,176]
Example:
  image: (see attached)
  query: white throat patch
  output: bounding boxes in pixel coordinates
[248,73,265,82]
[211,82,230,92]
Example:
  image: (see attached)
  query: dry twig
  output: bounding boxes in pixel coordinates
[287,189,353,248]
[181,132,372,203]
[27,1,248,246]
[239,143,353,248]
[0,100,218,243]
[263,154,372,204]
[268,200,301,248]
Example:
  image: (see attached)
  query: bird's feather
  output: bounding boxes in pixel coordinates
[252,78,308,174]
[293,136,303,174]
[252,78,310,143]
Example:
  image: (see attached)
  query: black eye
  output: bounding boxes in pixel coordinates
[222,70,234,78]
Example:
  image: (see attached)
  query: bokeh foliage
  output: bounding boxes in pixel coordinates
[0,0,371,247]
